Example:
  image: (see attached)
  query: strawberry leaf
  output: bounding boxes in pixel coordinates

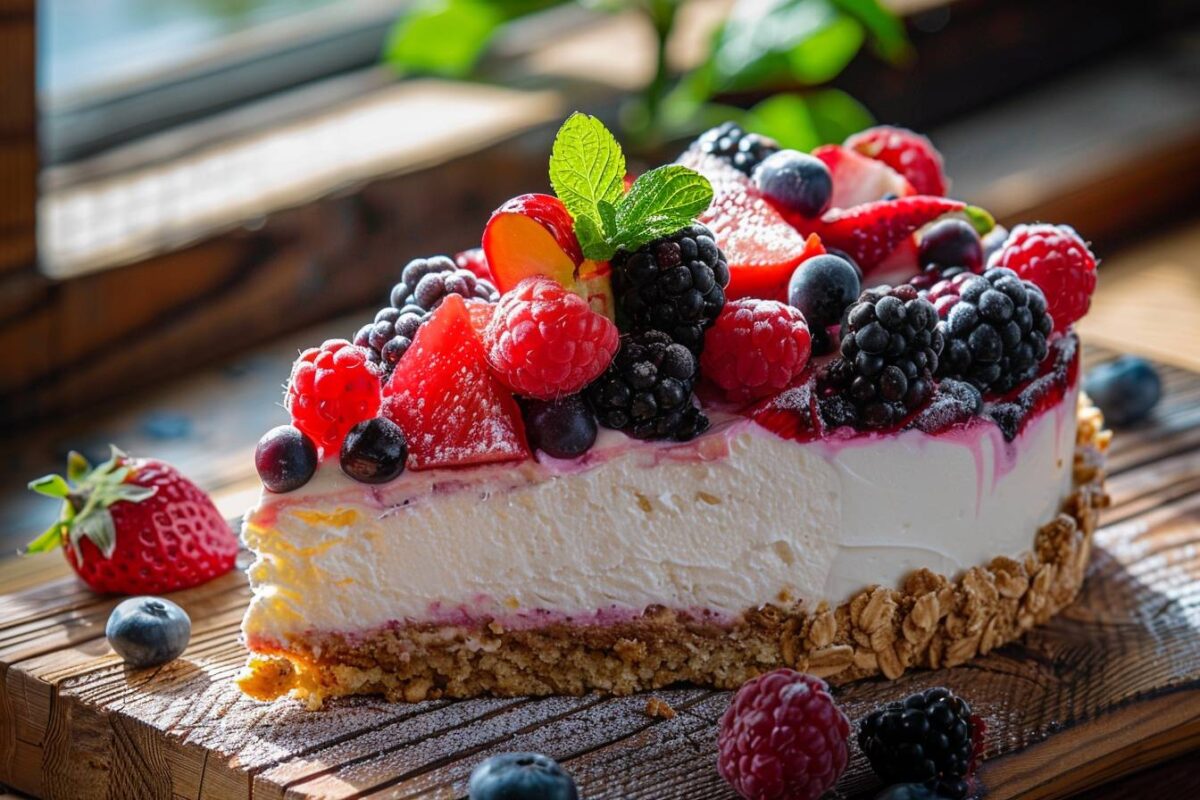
[67,451,91,482]
[24,522,67,555]
[70,509,117,560]
[28,474,70,499]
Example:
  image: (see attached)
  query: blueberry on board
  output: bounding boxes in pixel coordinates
[788,254,862,329]
[106,596,191,668]
[523,395,597,459]
[255,425,318,493]
[468,753,578,800]
[340,417,408,483]
[1084,356,1162,426]
[752,150,833,218]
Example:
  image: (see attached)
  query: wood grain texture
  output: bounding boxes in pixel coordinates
[0,1,36,277]
[1,344,1198,799]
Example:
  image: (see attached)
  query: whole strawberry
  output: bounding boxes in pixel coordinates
[718,669,850,800]
[989,223,1097,332]
[25,448,238,594]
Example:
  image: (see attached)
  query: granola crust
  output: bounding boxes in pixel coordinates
[238,398,1110,709]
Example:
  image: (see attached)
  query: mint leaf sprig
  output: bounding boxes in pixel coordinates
[549,112,713,261]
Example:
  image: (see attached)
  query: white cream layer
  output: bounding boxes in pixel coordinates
[242,388,1078,644]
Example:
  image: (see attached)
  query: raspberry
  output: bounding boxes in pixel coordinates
[612,223,729,353]
[701,299,812,403]
[383,295,529,470]
[692,121,781,175]
[285,340,381,453]
[846,125,948,196]
[989,223,1097,332]
[483,277,619,400]
[858,687,982,799]
[717,669,850,800]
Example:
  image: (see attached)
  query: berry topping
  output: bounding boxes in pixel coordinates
[989,223,1097,332]
[845,125,949,196]
[918,218,983,274]
[688,152,827,302]
[717,669,850,800]
[787,253,862,332]
[339,417,408,483]
[802,196,965,275]
[932,267,1053,394]
[25,448,238,595]
[359,256,500,372]
[468,753,578,800]
[455,247,492,281]
[286,339,381,451]
[106,596,192,668]
[858,687,980,799]
[827,285,943,429]
[691,121,781,175]
[812,144,916,209]
[751,149,833,218]
[483,276,619,400]
[255,425,318,493]
[522,395,597,459]
[1084,355,1161,426]
[701,299,812,403]
[383,294,529,470]
[611,223,729,353]
[586,330,708,440]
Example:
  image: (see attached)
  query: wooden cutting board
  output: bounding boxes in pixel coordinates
[3,346,1199,800]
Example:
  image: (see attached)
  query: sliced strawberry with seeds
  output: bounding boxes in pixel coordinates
[845,125,948,197]
[800,196,965,275]
[813,144,915,210]
[383,294,529,470]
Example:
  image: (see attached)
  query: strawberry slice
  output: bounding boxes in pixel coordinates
[813,144,915,209]
[845,126,948,197]
[383,294,529,470]
[800,196,965,275]
[684,152,826,302]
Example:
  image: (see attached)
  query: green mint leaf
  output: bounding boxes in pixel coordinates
[964,205,996,236]
[576,214,617,261]
[614,166,713,251]
[28,474,70,499]
[549,113,626,240]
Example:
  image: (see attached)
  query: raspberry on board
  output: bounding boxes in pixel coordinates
[285,339,381,454]
[989,223,1097,332]
[484,276,619,400]
[701,299,812,403]
[717,669,850,800]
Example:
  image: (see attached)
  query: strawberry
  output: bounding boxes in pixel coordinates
[812,144,915,210]
[801,196,965,275]
[25,448,238,595]
[846,125,948,196]
[383,294,529,470]
[686,152,827,302]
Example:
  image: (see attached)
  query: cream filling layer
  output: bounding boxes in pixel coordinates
[241,388,1078,644]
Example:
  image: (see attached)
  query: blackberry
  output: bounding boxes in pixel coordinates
[585,330,709,441]
[934,267,1052,394]
[826,285,942,429]
[858,687,978,799]
[611,223,729,353]
[354,255,499,373]
[694,121,781,175]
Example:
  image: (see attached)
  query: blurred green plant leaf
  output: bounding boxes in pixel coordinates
[745,88,873,151]
[830,0,912,63]
[384,0,504,77]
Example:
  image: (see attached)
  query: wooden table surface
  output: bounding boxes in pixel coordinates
[2,218,1199,798]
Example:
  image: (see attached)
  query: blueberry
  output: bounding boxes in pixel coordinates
[874,783,950,800]
[255,425,318,493]
[468,753,578,800]
[340,417,408,483]
[980,223,1009,265]
[919,219,983,273]
[106,597,191,668]
[752,150,833,218]
[788,254,861,329]
[1084,356,1162,426]
[524,395,597,459]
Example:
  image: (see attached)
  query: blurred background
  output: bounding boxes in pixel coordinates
[2,0,1199,552]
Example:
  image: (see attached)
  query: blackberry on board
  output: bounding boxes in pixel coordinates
[611,223,729,353]
[934,267,1053,394]
[585,330,709,441]
[858,687,978,799]
[826,285,943,429]
[694,121,781,175]
[354,255,499,373]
